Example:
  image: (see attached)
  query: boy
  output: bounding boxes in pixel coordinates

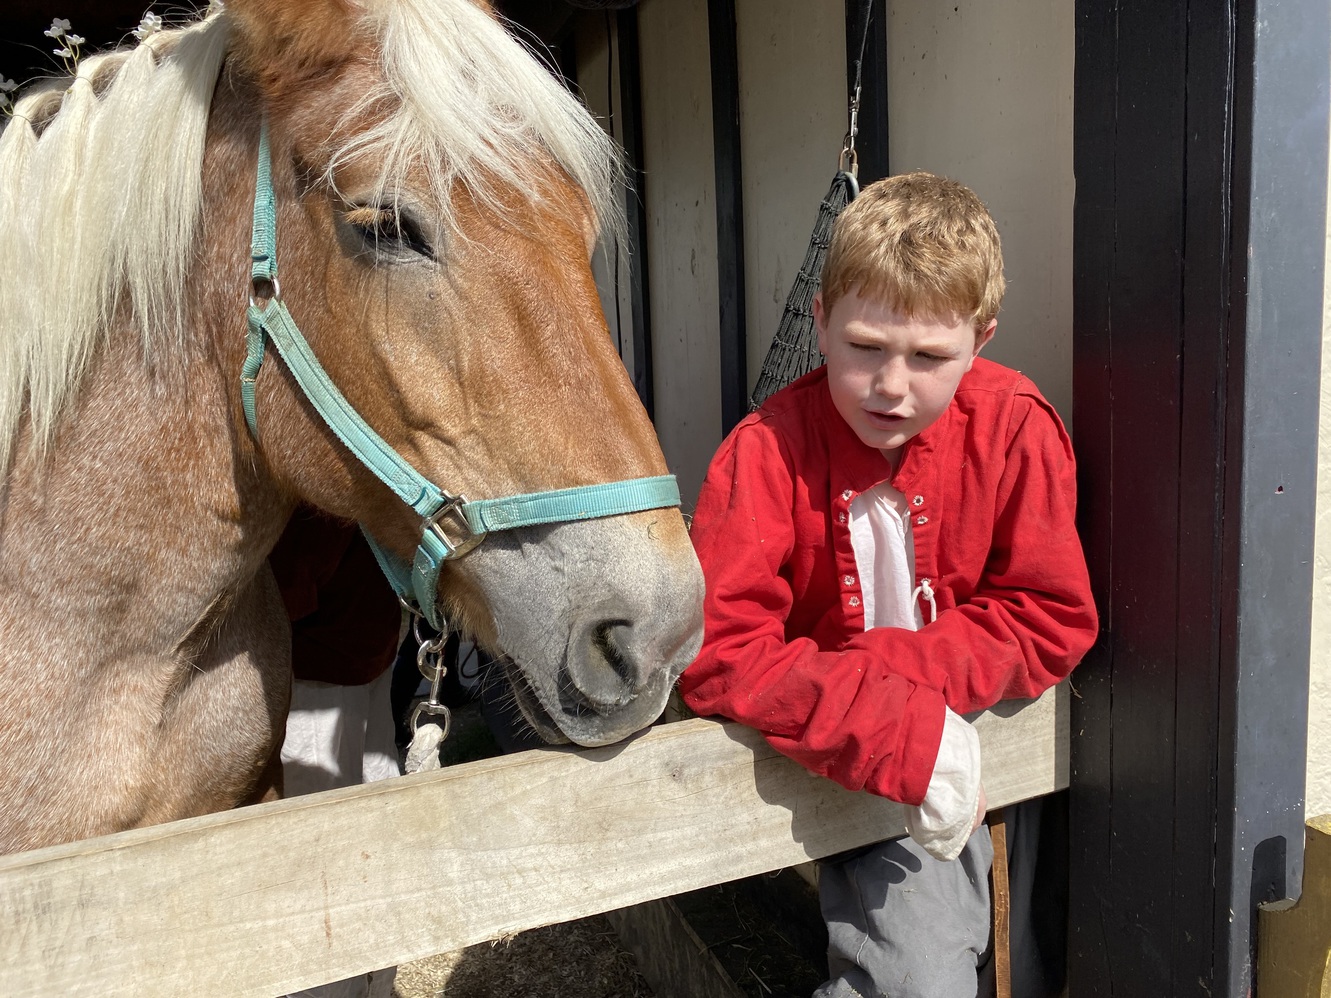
[680,172,1097,998]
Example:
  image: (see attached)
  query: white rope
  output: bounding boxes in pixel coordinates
[404,721,445,774]
[912,577,938,624]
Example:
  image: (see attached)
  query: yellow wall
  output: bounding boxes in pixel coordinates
[735,0,847,394]
[1308,142,1331,816]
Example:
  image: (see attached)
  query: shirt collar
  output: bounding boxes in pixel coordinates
[815,377,954,498]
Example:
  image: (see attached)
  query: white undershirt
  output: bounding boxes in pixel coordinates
[848,482,982,862]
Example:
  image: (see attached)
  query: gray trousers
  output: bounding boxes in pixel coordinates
[813,798,1057,998]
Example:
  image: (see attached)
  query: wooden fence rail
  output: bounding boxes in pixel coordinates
[0,687,1066,997]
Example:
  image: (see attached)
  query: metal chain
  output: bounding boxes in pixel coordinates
[407,612,452,741]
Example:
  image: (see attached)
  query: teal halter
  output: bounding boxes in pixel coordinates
[241,126,680,630]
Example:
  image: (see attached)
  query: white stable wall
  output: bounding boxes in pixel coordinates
[636,0,723,509]
[573,18,639,382]
[634,0,1075,510]
[735,0,847,392]
[886,0,1075,419]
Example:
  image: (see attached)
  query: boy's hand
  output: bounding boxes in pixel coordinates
[903,708,982,861]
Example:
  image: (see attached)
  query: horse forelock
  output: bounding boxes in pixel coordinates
[0,0,626,479]
[336,0,626,246]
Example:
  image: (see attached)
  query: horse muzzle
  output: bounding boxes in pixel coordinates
[463,511,705,747]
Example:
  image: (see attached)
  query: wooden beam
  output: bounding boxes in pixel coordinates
[1070,0,1328,993]
[1258,816,1331,997]
[0,690,1065,997]
[605,897,745,998]
[616,7,655,418]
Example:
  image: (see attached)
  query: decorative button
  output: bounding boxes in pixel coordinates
[916,515,929,526]
[841,489,854,501]
[843,575,855,586]
[912,495,925,507]
[838,512,847,524]
[848,596,861,608]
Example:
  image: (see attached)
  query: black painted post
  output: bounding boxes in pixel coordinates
[1069,1,1329,995]
[844,0,888,186]
[615,8,654,419]
[707,0,747,436]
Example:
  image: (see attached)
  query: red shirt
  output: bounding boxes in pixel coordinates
[679,359,1097,806]
[268,508,401,686]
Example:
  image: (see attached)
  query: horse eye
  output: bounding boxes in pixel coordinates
[345,205,436,261]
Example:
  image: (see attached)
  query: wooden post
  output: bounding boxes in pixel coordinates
[1258,816,1331,997]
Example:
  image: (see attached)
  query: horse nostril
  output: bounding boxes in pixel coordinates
[567,619,636,711]
[592,620,634,683]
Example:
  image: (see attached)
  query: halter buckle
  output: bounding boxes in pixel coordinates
[426,495,487,560]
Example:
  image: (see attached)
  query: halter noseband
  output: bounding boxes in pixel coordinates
[241,125,680,630]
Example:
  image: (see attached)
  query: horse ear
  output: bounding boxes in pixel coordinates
[224,0,359,98]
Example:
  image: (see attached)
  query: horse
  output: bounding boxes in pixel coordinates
[0,0,704,856]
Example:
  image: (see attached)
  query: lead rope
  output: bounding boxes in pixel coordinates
[403,614,451,774]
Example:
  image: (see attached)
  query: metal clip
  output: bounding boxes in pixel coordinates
[410,630,452,739]
[839,82,862,178]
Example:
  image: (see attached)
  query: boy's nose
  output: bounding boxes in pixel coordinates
[874,360,909,400]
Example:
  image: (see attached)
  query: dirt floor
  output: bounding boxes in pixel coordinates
[391,915,654,998]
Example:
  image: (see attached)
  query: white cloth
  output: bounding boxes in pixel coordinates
[849,482,982,861]
[280,672,401,998]
[280,671,401,796]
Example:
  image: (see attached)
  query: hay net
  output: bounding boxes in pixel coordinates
[748,170,858,412]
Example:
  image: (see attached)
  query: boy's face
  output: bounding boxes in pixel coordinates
[815,288,995,459]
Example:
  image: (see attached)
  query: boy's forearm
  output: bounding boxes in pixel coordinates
[845,587,1097,713]
[681,631,947,805]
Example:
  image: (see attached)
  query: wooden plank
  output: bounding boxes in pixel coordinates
[606,897,745,998]
[0,688,1065,998]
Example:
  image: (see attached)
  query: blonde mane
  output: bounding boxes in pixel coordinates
[0,0,626,476]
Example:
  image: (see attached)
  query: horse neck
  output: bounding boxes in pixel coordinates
[0,311,291,661]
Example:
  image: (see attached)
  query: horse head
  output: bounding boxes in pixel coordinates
[217,0,704,746]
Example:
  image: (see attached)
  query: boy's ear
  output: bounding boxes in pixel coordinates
[966,319,998,371]
[814,292,829,355]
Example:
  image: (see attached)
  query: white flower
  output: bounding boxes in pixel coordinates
[133,12,164,41]
[44,18,72,39]
[66,34,85,46]
[54,47,73,59]
[0,77,17,94]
